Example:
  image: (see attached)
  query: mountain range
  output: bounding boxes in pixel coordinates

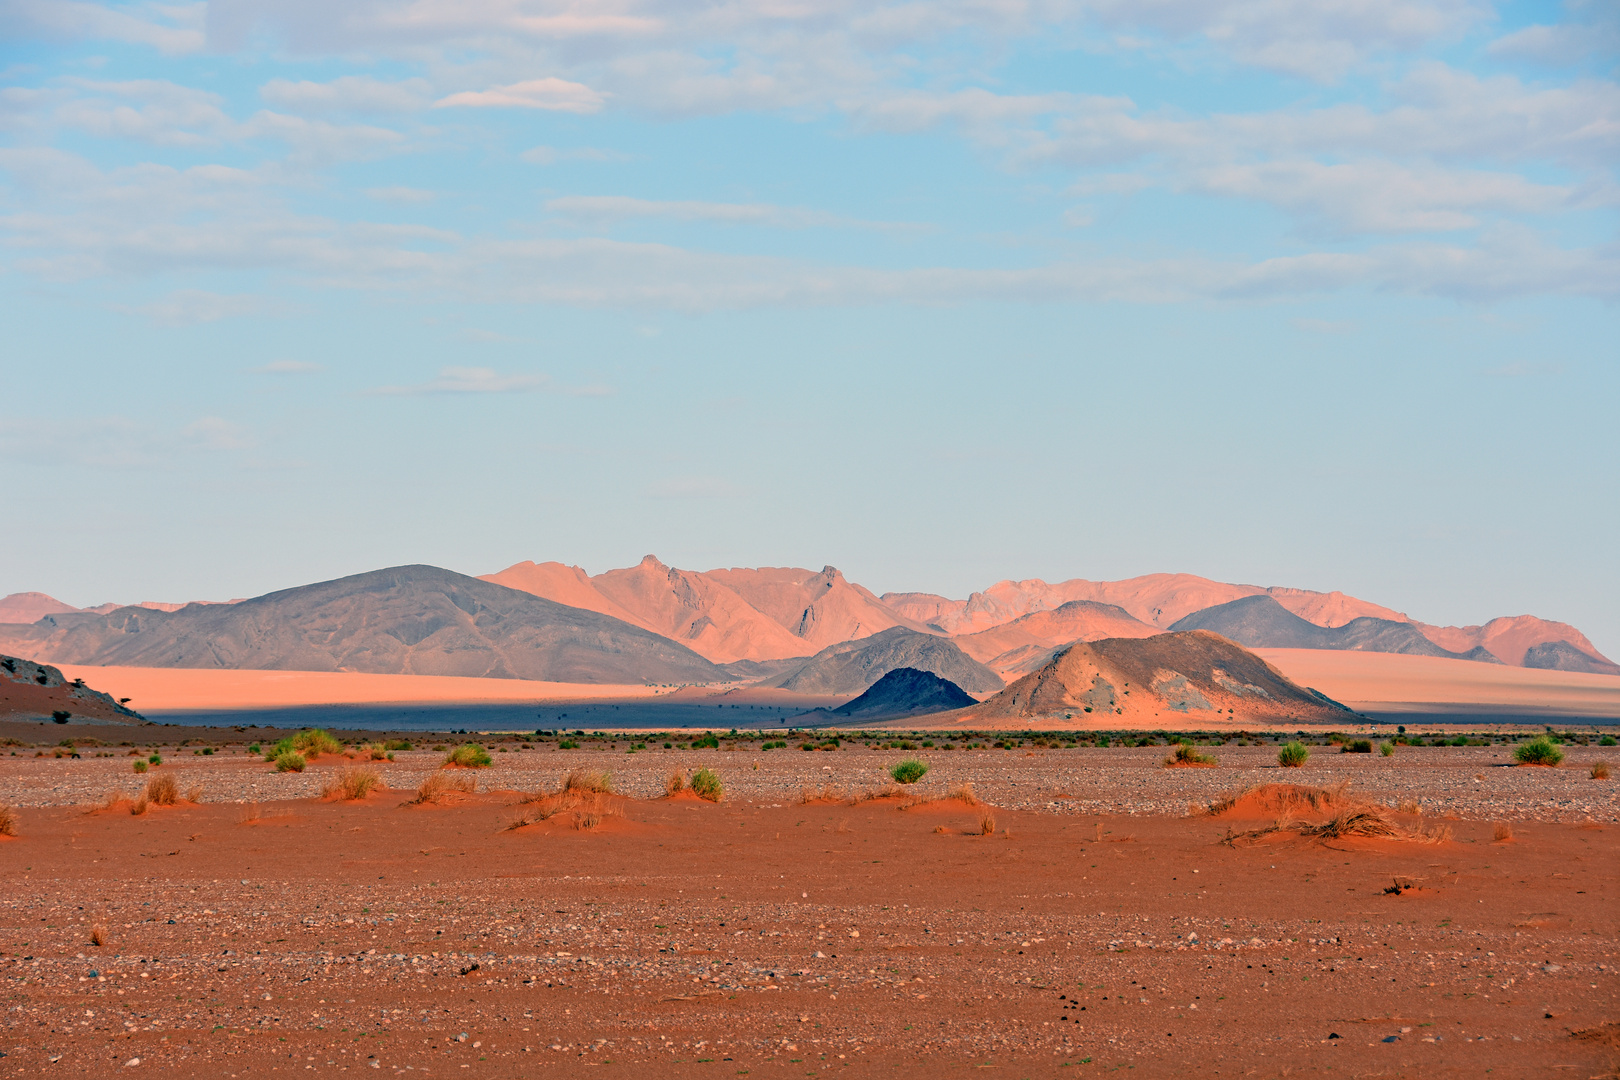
[2,557,1613,688]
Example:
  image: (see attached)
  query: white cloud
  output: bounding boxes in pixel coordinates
[252,359,320,373]
[435,78,605,113]
[544,195,920,231]
[520,145,632,165]
[134,289,279,325]
[0,0,205,54]
[259,75,431,114]
[364,185,435,203]
[368,366,551,394]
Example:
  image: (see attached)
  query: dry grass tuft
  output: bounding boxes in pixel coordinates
[144,772,179,806]
[1494,822,1514,842]
[564,769,613,794]
[506,788,619,831]
[1592,760,1611,780]
[89,922,108,947]
[1222,803,1452,847]
[0,804,14,837]
[1397,798,1422,815]
[185,785,204,804]
[407,772,476,805]
[130,796,149,816]
[322,766,384,801]
[933,824,948,834]
[1205,781,1353,818]
[798,784,847,804]
[978,810,997,836]
[855,783,906,802]
[1164,742,1219,768]
[574,811,602,831]
[238,802,261,825]
[835,818,852,834]
[665,770,686,796]
[947,783,979,806]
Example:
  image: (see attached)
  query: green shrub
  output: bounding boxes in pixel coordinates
[264,737,295,761]
[292,729,342,758]
[691,734,720,749]
[1600,735,1617,747]
[443,743,492,768]
[1164,741,1217,767]
[1513,736,1563,767]
[1379,741,1395,757]
[890,758,929,784]
[1449,734,1469,747]
[132,759,148,774]
[247,743,260,755]
[384,739,413,751]
[1277,741,1310,768]
[274,751,306,772]
[690,767,723,802]
[558,739,579,749]
[1342,739,1374,754]
[147,753,162,765]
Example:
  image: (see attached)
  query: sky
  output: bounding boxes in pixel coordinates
[0,0,1617,656]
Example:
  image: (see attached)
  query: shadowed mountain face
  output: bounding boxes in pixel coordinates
[1168,596,1498,662]
[768,627,1003,695]
[1522,640,1620,676]
[0,655,143,722]
[967,630,1356,725]
[829,667,977,719]
[0,566,729,685]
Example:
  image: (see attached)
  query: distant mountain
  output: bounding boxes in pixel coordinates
[768,627,1002,695]
[1167,596,1498,661]
[965,630,1357,725]
[484,557,930,663]
[1522,641,1620,677]
[1412,614,1615,668]
[0,592,79,625]
[1,654,144,723]
[0,565,728,685]
[828,667,976,719]
[952,600,1159,674]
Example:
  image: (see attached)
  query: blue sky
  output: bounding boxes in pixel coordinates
[1,0,1617,654]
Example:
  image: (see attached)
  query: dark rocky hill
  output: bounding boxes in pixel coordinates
[829,667,977,719]
[1169,596,1497,661]
[0,565,728,685]
[766,627,1002,695]
[1522,640,1620,676]
[0,655,145,723]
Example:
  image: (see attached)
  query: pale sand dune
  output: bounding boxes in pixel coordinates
[50,666,675,712]
[1255,648,1620,717]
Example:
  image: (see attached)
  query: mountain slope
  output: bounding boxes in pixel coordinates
[1413,614,1615,668]
[1,654,145,722]
[1168,596,1497,661]
[704,565,935,653]
[964,631,1356,725]
[768,627,1002,696]
[589,556,812,663]
[0,592,80,625]
[0,565,728,685]
[829,667,977,719]
[1522,640,1620,676]
[953,600,1160,672]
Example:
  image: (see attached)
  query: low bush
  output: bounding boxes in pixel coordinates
[1592,760,1611,780]
[148,753,162,766]
[691,734,720,750]
[144,773,179,806]
[1379,741,1395,757]
[274,751,306,772]
[247,743,261,755]
[322,766,383,801]
[0,804,14,836]
[384,739,412,751]
[665,770,686,796]
[1513,736,1564,767]
[563,769,612,794]
[443,743,492,768]
[558,739,580,750]
[978,810,997,835]
[408,772,475,805]
[1277,742,1310,768]
[890,758,929,784]
[1599,735,1616,747]
[948,783,979,806]
[132,760,148,775]
[690,767,723,802]
[1342,739,1374,754]
[1164,741,1218,768]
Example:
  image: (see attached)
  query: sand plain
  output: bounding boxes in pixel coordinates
[0,740,1615,1078]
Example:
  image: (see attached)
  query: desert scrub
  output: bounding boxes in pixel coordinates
[1513,736,1564,766]
[408,772,475,805]
[0,804,14,836]
[664,770,686,796]
[323,766,384,801]
[147,753,162,765]
[293,728,342,758]
[443,743,492,768]
[563,768,612,794]
[1592,760,1611,780]
[1164,741,1217,768]
[144,773,179,806]
[889,758,929,784]
[1341,739,1374,754]
[1600,735,1617,747]
[690,767,723,802]
[1277,741,1310,768]
[274,750,306,773]
[132,759,148,774]
[1379,741,1395,757]
[690,734,720,749]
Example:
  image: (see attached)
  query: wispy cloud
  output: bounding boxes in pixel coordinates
[364,185,435,204]
[131,289,278,325]
[520,145,632,165]
[434,78,605,113]
[367,366,614,396]
[544,195,925,232]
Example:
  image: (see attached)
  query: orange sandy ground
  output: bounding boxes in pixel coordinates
[0,782,1614,1078]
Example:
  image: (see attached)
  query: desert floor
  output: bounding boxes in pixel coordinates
[0,744,1616,1079]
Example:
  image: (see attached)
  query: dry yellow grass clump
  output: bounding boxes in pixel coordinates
[978,810,998,836]
[506,777,619,831]
[144,772,179,806]
[407,772,476,805]
[0,804,15,837]
[563,769,613,794]
[948,783,980,806]
[1209,782,1452,846]
[322,766,384,801]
